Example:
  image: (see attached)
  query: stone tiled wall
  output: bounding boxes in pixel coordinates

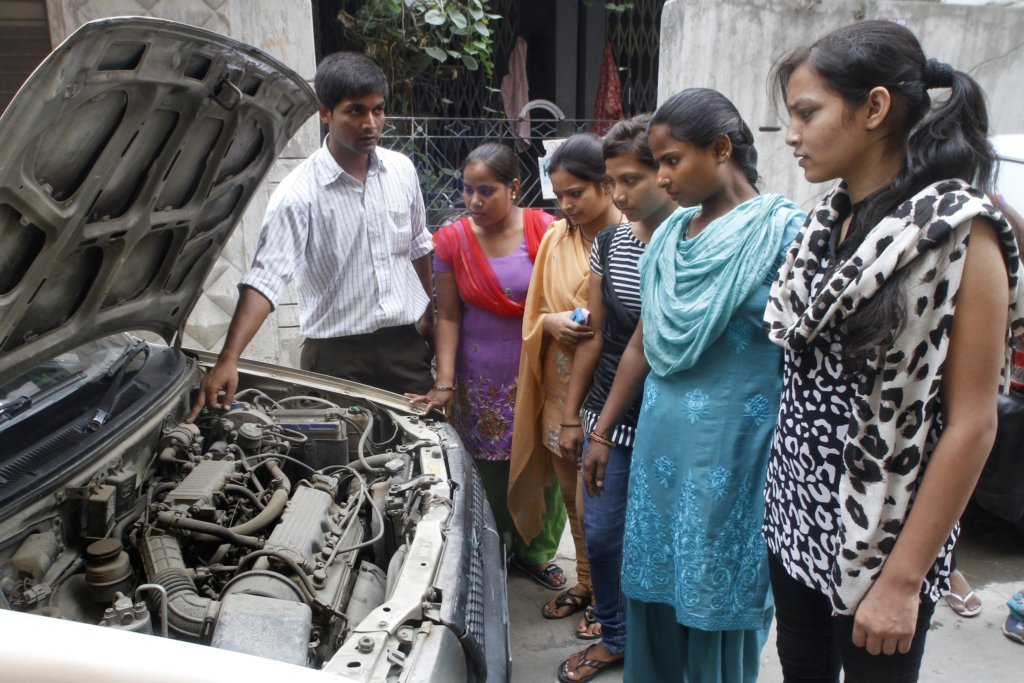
[46,0,318,366]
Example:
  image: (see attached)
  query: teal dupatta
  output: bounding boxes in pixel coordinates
[640,194,805,377]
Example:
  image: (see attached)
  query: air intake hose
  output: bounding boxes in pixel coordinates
[141,533,219,639]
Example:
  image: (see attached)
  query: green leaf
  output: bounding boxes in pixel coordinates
[424,45,448,62]
[474,22,491,37]
[468,6,485,21]
[424,8,446,25]
[448,9,468,29]
[462,53,479,70]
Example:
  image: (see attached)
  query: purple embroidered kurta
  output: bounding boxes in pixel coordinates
[434,240,532,461]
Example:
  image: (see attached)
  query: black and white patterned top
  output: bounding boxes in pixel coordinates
[764,203,960,607]
[580,223,646,446]
[764,258,850,593]
[765,181,1019,610]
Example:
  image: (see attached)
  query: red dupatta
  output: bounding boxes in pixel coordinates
[433,208,554,317]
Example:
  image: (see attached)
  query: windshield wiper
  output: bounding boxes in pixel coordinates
[87,340,149,431]
[0,371,88,424]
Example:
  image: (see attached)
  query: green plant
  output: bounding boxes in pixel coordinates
[582,0,633,12]
[338,0,500,114]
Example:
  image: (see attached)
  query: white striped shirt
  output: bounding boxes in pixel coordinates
[240,142,432,337]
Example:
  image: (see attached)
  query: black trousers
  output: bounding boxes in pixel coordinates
[768,553,935,683]
[300,324,433,395]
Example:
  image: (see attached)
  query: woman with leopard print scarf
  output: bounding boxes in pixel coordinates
[762,20,1023,683]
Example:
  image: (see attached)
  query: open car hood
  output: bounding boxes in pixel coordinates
[0,17,316,387]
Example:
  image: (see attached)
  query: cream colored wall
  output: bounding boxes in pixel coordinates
[658,0,1024,212]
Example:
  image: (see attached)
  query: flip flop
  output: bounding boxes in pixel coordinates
[945,589,982,618]
[510,555,567,590]
[1005,610,1024,645]
[557,644,624,683]
[542,589,590,619]
[576,605,602,640]
[1007,589,1024,618]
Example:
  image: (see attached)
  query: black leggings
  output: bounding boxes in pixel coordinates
[768,553,935,683]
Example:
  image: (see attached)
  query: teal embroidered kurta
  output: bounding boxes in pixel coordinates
[621,197,803,631]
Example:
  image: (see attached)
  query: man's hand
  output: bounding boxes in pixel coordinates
[417,308,435,342]
[187,359,239,422]
[187,287,273,422]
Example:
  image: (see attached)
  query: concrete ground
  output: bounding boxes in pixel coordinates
[507,504,1024,682]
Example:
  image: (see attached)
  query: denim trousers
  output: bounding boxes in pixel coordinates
[581,437,632,654]
[768,552,935,683]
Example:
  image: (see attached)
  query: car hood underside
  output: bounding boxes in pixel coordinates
[0,17,316,388]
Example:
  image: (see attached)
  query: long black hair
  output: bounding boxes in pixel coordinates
[649,88,759,189]
[463,143,521,185]
[548,133,607,233]
[602,114,657,168]
[772,20,995,353]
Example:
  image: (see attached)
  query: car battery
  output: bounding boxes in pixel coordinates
[272,408,349,470]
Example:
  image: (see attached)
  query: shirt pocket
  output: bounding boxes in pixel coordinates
[386,207,412,255]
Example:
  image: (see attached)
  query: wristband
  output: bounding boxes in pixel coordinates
[560,423,582,428]
[588,431,614,447]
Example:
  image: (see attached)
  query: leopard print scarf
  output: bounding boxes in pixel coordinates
[764,179,1023,613]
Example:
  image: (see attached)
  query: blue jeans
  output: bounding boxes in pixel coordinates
[581,436,631,654]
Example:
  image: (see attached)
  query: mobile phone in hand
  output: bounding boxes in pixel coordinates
[570,307,590,325]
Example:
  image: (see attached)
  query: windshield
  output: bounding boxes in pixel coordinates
[0,333,137,427]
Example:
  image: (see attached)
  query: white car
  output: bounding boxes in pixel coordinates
[0,17,508,682]
[976,134,1024,533]
[993,134,1024,210]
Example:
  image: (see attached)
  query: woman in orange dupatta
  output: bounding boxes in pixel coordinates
[509,134,623,638]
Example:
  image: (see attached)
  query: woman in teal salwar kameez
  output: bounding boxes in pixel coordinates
[584,89,805,683]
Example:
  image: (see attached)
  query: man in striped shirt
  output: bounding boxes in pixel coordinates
[189,52,434,419]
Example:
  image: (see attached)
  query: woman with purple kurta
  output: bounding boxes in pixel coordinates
[408,143,566,583]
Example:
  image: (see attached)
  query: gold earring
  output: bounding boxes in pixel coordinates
[718,153,730,164]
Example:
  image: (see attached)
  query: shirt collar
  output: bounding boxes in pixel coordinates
[313,137,386,187]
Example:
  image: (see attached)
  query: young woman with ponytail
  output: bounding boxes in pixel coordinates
[764,20,1023,682]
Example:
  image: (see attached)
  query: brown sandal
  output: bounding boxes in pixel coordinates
[557,644,624,683]
[541,589,590,619]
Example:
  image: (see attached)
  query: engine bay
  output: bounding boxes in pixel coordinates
[0,350,461,675]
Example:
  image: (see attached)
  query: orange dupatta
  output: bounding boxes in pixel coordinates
[508,221,592,542]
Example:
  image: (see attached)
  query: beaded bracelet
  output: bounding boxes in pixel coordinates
[432,385,455,392]
[588,431,615,447]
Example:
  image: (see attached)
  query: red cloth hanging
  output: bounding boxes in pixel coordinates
[593,42,624,135]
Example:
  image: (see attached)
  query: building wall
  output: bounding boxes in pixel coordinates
[658,0,1024,211]
[45,0,320,366]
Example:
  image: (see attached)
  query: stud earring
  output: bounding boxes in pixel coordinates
[718,153,730,164]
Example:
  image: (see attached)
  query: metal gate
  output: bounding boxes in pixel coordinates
[381,114,618,232]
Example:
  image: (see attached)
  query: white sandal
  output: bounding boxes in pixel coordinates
[945,589,982,617]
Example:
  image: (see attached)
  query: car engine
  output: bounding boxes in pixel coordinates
[0,354,488,677]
